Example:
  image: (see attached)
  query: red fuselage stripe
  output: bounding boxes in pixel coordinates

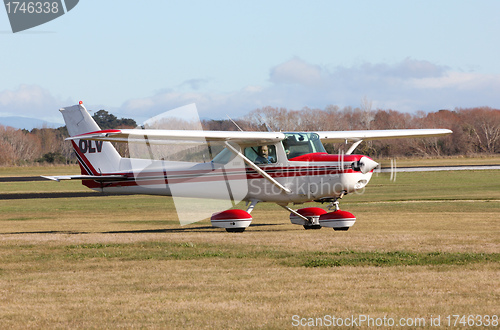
[82,166,358,188]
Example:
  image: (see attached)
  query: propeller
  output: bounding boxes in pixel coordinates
[338,149,345,174]
[374,158,398,182]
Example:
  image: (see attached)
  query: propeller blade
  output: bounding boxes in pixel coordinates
[374,158,398,182]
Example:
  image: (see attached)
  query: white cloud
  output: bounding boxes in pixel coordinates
[0,85,69,123]
[270,57,323,86]
[0,85,52,108]
[179,79,209,90]
[395,58,448,78]
[408,71,500,90]
[3,58,500,126]
[355,58,448,79]
[116,58,500,121]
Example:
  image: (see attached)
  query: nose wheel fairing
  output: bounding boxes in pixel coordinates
[288,205,356,231]
[289,207,326,228]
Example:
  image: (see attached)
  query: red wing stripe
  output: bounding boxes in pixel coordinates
[72,129,122,138]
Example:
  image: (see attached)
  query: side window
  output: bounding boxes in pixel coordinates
[244,145,276,164]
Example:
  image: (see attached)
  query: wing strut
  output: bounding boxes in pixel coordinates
[278,204,310,222]
[346,140,363,155]
[224,141,291,194]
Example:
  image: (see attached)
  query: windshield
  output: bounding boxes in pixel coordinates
[283,132,326,159]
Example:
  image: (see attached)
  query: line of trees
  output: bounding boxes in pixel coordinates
[0,106,498,166]
[207,106,500,157]
[0,110,136,166]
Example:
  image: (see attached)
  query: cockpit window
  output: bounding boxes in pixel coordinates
[283,133,326,159]
[211,144,277,165]
[244,145,276,164]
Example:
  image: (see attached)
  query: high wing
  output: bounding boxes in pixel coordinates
[67,128,452,147]
[317,129,452,142]
[67,129,285,146]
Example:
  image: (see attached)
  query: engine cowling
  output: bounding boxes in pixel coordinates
[319,210,356,231]
[211,209,252,232]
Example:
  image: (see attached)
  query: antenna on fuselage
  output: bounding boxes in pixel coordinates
[140,124,155,160]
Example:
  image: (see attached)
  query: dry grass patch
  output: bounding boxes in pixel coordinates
[0,254,498,328]
[0,164,499,328]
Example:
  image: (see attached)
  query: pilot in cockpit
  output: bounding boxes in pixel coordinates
[255,145,274,164]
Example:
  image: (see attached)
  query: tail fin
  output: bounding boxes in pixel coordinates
[60,103,122,175]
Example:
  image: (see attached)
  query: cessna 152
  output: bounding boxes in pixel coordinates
[43,103,452,232]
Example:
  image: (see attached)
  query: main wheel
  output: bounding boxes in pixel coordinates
[333,227,349,231]
[303,225,322,230]
[226,228,246,233]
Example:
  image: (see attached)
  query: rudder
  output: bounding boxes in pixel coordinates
[60,103,122,174]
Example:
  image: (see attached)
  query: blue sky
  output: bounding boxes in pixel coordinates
[1,1,500,125]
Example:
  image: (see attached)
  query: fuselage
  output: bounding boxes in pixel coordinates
[80,132,375,204]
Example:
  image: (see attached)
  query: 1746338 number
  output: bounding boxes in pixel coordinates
[445,315,498,327]
[5,1,59,14]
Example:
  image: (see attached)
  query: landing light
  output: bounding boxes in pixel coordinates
[355,179,368,189]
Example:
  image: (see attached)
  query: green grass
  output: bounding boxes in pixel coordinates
[0,162,499,328]
[0,180,87,193]
[352,169,500,203]
[2,241,497,267]
[300,250,500,267]
[384,155,500,167]
[0,164,80,176]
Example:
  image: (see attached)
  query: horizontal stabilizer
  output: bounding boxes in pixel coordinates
[41,175,127,182]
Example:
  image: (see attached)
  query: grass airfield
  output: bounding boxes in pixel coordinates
[0,161,499,328]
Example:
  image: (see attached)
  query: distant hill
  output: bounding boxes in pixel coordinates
[0,116,64,130]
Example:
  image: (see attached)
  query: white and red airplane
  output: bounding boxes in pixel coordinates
[43,103,452,232]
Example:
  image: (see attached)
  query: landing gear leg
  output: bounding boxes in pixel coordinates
[327,190,345,211]
[245,199,259,214]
